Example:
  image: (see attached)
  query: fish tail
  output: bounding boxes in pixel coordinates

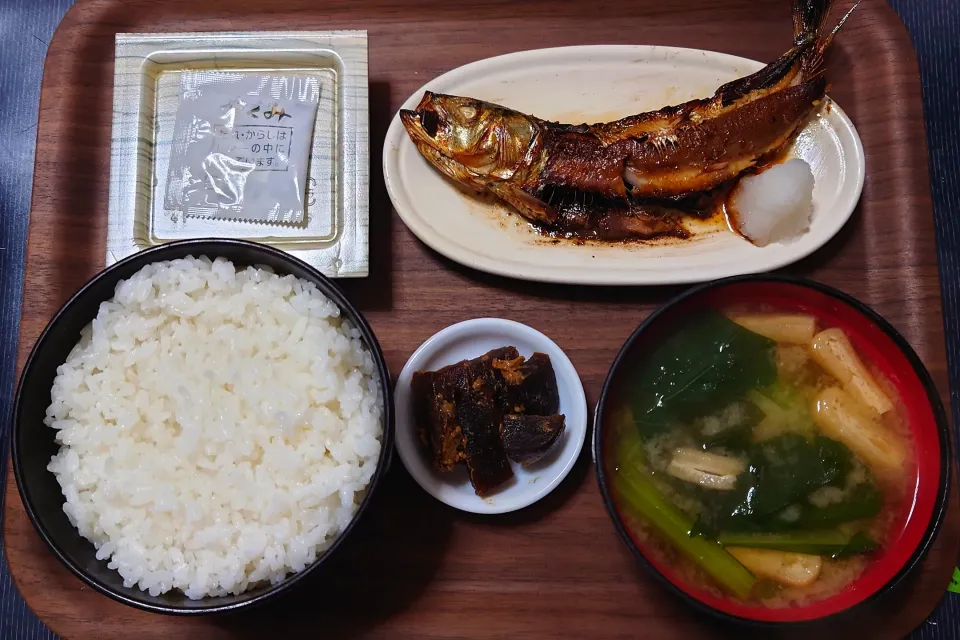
[793,0,859,77]
[819,1,861,51]
[792,0,833,44]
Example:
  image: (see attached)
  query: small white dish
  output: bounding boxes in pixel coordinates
[383,45,865,285]
[394,318,587,514]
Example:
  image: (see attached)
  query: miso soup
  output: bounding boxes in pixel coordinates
[605,306,916,610]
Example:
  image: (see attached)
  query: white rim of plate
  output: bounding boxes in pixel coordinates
[382,44,865,286]
[394,318,588,514]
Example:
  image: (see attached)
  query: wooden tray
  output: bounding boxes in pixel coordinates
[5,0,958,638]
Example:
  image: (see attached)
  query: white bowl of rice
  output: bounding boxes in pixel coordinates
[12,239,393,614]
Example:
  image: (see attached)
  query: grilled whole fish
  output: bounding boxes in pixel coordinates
[400,0,856,241]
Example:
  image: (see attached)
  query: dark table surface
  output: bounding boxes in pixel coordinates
[1,0,959,638]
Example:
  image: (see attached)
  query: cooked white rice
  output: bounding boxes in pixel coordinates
[44,256,383,599]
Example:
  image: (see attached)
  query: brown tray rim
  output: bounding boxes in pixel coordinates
[5,0,958,637]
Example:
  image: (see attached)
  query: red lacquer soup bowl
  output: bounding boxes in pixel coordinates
[592,275,951,625]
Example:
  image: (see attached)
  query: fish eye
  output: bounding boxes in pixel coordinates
[461,105,477,120]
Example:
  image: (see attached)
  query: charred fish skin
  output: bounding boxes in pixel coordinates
[399,0,854,241]
[620,77,827,198]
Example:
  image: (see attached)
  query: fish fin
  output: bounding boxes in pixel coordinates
[795,0,860,78]
[792,0,833,44]
[413,142,489,191]
[819,1,861,52]
[708,0,849,108]
[714,46,806,107]
[588,101,697,144]
[649,134,680,153]
[487,182,557,225]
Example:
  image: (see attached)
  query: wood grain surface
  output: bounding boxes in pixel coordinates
[4,0,958,638]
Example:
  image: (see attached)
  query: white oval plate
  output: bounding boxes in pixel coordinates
[383,45,865,286]
[394,318,587,514]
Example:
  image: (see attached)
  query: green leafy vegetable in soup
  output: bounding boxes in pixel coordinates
[632,311,777,436]
[609,308,912,607]
[726,435,850,523]
[701,434,881,533]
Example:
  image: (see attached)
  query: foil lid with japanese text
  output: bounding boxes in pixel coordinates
[164,71,320,224]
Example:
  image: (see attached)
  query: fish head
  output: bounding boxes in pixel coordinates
[400,91,537,181]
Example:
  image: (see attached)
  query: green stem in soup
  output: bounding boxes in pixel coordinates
[614,432,757,599]
[631,310,777,437]
[716,530,877,559]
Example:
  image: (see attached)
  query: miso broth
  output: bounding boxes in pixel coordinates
[606,307,915,609]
